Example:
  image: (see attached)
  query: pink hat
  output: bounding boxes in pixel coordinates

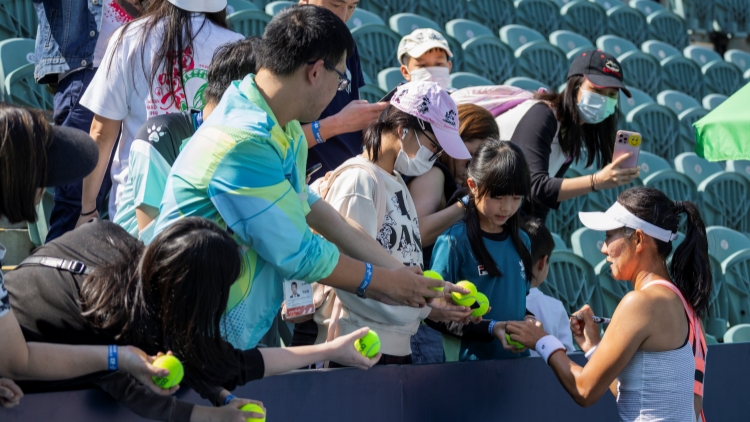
[389,81,470,160]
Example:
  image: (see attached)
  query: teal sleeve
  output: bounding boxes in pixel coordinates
[131,146,172,210]
[430,228,460,284]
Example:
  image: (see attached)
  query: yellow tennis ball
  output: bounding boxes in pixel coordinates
[471,292,490,317]
[451,280,477,307]
[151,355,184,389]
[354,330,381,358]
[505,333,524,349]
[423,270,444,292]
[239,403,266,422]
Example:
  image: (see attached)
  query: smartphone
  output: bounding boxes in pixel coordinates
[613,130,641,169]
[306,163,322,178]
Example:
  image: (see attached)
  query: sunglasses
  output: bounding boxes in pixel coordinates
[418,129,444,162]
[307,59,350,92]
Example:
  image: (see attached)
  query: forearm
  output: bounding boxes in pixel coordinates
[8,343,111,380]
[418,203,464,248]
[547,351,604,407]
[301,115,344,149]
[557,175,595,202]
[82,116,120,211]
[257,344,333,376]
[136,205,158,231]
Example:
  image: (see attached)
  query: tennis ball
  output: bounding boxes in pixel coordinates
[239,403,266,422]
[423,270,444,292]
[354,330,381,358]
[505,333,524,349]
[151,355,184,389]
[471,292,490,317]
[451,280,477,307]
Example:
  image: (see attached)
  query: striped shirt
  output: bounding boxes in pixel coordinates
[155,74,340,349]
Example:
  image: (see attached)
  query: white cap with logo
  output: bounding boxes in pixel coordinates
[397,28,453,63]
[167,0,227,13]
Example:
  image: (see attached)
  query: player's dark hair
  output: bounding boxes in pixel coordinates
[204,37,262,106]
[521,217,555,264]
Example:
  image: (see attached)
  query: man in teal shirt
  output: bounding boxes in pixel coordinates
[155,5,451,349]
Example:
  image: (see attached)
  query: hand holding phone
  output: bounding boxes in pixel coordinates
[612,130,641,169]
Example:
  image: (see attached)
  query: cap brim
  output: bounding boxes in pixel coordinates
[432,125,470,160]
[585,75,632,98]
[578,210,625,232]
[43,126,99,187]
[406,41,453,61]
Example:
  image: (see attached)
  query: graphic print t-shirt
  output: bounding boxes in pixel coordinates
[81,15,243,217]
[93,0,137,67]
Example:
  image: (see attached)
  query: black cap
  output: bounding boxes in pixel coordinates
[568,49,631,98]
[42,126,99,187]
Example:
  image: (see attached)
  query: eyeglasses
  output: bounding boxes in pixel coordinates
[418,129,443,162]
[307,60,350,92]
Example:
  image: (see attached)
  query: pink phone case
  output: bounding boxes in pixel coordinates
[613,130,641,169]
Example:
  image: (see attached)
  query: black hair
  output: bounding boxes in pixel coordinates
[291,281,297,287]
[618,187,712,317]
[362,105,434,163]
[534,75,619,168]
[257,5,355,77]
[521,217,555,264]
[203,37,263,106]
[465,139,533,280]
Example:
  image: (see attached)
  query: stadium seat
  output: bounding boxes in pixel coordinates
[618,86,654,119]
[552,232,569,250]
[713,0,750,37]
[587,181,640,213]
[227,10,272,37]
[547,168,588,242]
[684,45,723,66]
[647,10,690,49]
[540,250,605,317]
[616,51,662,97]
[3,63,53,110]
[724,324,750,343]
[226,0,258,14]
[461,35,516,84]
[596,34,637,56]
[725,49,750,73]
[637,151,672,179]
[703,93,729,110]
[685,47,744,97]
[451,72,494,89]
[658,55,704,101]
[0,38,35,102]
[591,0,624,10]
[669,0,714,34]
[674,152,724,186]
[347,8,386,30]
[357,0,417,22]
[703,254,729,339]
[551,0,575,7]
[514,0,563,37]
[606,5,648,45]
[264,1,294,15]
[631,0,665,16]
[657,89,702,114]
[707,225,750,263]
[362,71,373,85]
[445,19,493,44]
[466,0,516,32]
[499,24,545,51]
[702,173,750,232]
[503,76,550,92]
[358,84,387,104]
[350,24,402,83]
[549,30,594,62]
[560,1,608,43]
[0,0,37,39]
[657,90,706,151]
[721,249,750,326]
[571,227,607,268]
[725,160,750,183]
[642,40,682,61]
[27,188,54,247]
[414,0,468,28]
[641,171,699,225]
[514,41,569,88]
[625,103,681,163]
[377,67,404,92]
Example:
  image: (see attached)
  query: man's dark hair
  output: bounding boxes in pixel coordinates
[204,37,263,106]
[521,217,555,264]
[291,282,297,288]
[258,5,355,76]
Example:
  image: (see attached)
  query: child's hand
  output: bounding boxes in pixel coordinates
[505,318,548,351]
[0,378,23,408]
[328,328,382,369]
[427,299,473,323]
[492,321,528,354]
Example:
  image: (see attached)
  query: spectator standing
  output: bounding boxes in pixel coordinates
[77,0,243,228]
[398,28,453,90]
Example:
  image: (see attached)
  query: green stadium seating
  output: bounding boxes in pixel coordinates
[358,84,387,104]
[642,40,682,61]
[560,1,608,43]
[546,168,588,243]
[552,232,569,251]
[722,249,750,326]
[540,250,605,317]
[249,0,274,8]
[647,10,690,49]
[514,0,562,37]
[264,1,294,15]
[707,226,750,263]
[704,254,729,339]
[606,5,648,45]
[0,0,37,40]
[642,170,699,232]
[377,67,403,92]
[461,35,516,84]
[657,89,706,151]
[389,13,440,36]
[571,227,607,268]
[499,24,545,51]
[631,0,665,16]
[674,153,724,185]
[227,10,272,38]
[625,103,681,163]
[27,188,54,247]
[596,34,638,57]
[587,181,640,213]
[351,24,402,83]
[636,151,672,179]
[617,51,662,98]
[713,0,750,36]
[725,160,750,183]
[551,0,575,7]
[445,19,493,44]
[3,63,53,110]
[669,0,714,34]
[591,0,624,10]
[503,76,550,92]
[724,324,750,343]
[0,38,35,102]
[347,8,386,30]
[725,49,750,73]
[703,93,728,110]
[618,86,654,119]
[657,89,702,114]
[226,0,258,14]
[658,55,704,101]
[684,45,723,66]
[685,46,744,97]
[357,0,417,22]
[514,41,569,88]
[467,0,515,32]
[414,0,467,28]
[703,173,750,232]
[549,30,594,61]
[450,72,494,89]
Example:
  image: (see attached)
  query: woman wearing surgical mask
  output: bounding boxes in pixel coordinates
[495,50,640,220]
[315,81,473,366]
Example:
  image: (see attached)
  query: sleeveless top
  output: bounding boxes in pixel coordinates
[616,280,707,422]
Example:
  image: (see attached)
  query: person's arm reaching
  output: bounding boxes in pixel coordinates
[76,115,121,228]
[301,100,388,148]
[408,167,465,247]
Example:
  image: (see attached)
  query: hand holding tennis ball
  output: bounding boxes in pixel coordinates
[239,403,266,422]
[450,280,478,307]
[151,355,184,389]
[354,329,381,358]
[471,292,490,317]
[423,270,444,292]
[506,333,525,349]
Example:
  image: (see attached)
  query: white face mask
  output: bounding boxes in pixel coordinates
[394,129,435,176]
[407,66,451,90]
[577,90,618,124]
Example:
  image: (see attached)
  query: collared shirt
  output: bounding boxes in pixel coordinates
[155,74,340,349]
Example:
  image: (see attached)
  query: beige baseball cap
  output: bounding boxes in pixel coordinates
[397,28,453,63]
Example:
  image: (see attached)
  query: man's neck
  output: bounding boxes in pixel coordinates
[254,70,301,128]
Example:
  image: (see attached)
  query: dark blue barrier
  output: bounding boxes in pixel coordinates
[3,343,749,421]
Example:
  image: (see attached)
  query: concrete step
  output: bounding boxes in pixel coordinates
[0,228,35,266]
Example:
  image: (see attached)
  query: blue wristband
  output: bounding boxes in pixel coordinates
[356,263,373,298]
[488,320,497,336]
[108,345,118,371]
[312,121,324,144]
[223,394,236,406]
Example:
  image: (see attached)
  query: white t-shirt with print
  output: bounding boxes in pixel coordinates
[93,0,135,67]
[526,287,576,356]
[80,15,243,217]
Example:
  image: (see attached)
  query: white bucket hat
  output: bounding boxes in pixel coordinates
[578,202,679,243]
[168,0,227,13]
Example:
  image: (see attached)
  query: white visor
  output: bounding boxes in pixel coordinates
[578,202,679,243]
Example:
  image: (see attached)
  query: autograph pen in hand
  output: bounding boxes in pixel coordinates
[570,314,611,324]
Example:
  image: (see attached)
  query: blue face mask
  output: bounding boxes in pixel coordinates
[577,90,618,124]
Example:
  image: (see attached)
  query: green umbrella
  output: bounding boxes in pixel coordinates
[694,82,750,162]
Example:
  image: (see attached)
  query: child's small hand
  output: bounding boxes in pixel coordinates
[427,299,473,323]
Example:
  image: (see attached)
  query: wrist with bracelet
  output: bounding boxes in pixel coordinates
[458,195,470,208]
[311,120,324,144]
[223,394,236,406]
[81,208,97,217]
[590,173,598,192]
[356,262,373,298]
[108,345,119,371]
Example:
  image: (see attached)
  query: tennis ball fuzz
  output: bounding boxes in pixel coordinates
[151,355,184,389]
[239,403,266,422]
[505,333,525,349]
[451,280,478,307]
[471,292,490,317]
[354,330,381,358]
[423,270,444,292]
